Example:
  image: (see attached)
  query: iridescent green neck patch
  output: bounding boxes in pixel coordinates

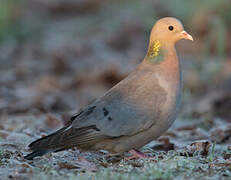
[147,41,165,64]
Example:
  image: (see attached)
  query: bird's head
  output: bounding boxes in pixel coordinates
[149,17,193,46]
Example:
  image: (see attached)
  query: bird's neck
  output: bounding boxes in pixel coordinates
[145,40,175,65]
[142,41,180,83]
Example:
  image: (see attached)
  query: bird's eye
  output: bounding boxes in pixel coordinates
[168,25,174,31]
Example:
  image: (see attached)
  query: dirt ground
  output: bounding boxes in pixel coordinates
[1,0,231,179]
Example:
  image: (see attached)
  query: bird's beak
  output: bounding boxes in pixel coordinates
[180,30,193,41]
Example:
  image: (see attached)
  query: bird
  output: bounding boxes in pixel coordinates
[24,17,193,160]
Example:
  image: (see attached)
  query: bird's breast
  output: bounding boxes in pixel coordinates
[155,59,182,127]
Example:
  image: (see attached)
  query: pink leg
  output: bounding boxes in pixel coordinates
[125,149,155,160]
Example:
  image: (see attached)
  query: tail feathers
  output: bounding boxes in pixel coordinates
[24,126,70,160]
[28,126,71,151]
[24,150,51,160]
[24,125,103,160]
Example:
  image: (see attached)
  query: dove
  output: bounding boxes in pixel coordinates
[24,17,193,160]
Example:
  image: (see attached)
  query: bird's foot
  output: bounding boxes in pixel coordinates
[125,149,155,160]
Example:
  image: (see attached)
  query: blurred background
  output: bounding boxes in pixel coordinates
[0,0,231,136]
[1,0,231,178]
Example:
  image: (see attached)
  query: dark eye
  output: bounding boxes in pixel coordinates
[168,25,174,31]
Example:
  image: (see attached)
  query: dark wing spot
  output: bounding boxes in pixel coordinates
[108,116,113,121]
[91,125,100,131]
[71,111,83,121]
[71,106,96,121]
[85,106,96,116]
[103,107,109,116]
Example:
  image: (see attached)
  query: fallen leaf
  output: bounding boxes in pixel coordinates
[181,140,211,156]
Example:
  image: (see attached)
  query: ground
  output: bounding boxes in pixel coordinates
[1,0,231,179]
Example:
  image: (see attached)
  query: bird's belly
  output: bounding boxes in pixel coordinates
[162,86,181,125]
[154,68,182,125]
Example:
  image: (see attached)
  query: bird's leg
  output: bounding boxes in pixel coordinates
[125,149,154,160]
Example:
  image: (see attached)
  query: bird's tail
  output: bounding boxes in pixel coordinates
[24,126,70,160]
[24,150,51,160]
[24,125,103,160]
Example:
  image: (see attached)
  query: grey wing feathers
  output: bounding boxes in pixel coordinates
[72,69,167,137]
